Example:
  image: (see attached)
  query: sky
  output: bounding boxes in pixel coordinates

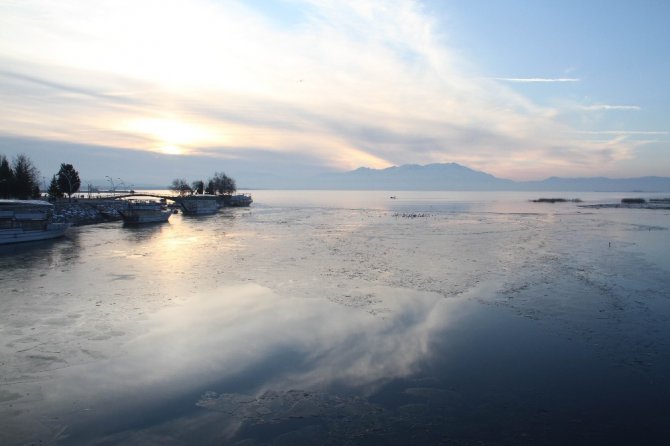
[0,0,669,186]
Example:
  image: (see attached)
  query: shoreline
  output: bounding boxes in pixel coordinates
[54,199,126,226]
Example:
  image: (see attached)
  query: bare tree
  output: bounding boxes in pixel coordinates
[170,178,192,196]
[206,172,236,195]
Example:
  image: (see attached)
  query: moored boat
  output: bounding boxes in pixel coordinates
[225,194,253,207]
[0,199,69,244]
[179,195,220,215]
[118,200,171,224]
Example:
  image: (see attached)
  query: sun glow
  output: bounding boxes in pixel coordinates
[160,145,183,155]
[125,118,218,155]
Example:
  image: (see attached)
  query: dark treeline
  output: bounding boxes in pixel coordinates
[1,153,81,201]
[2,152,236,201]
[0,154,41,199]
[170,172,237,196]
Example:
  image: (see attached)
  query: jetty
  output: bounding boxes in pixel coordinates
[110,193,252,212]
[50,192,252,225]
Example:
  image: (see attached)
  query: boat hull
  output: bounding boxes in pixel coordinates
[179,197,220,215]
[226,194,253,207]
[118,200,172,224]
[119,209,171,224]
[0,199,70,245]
[0,222,70,245]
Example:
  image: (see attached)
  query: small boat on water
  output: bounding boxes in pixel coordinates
[179,195,220,215]
[118,200,171,224]
[225,194,253,207]
[0,199,69,245]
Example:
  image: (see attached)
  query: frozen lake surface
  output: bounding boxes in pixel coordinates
[1,191,669,445]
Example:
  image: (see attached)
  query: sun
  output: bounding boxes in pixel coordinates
[160,145,183,155]
[125,119,216,156]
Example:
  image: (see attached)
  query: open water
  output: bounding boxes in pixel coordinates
[1,190,669,445]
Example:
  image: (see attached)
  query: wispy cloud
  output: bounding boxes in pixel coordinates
[577,130,668,135]
[0,0,650,180]
[578,104,641,111]
[495,77,581,83]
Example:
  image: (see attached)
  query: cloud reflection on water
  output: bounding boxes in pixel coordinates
[45,283,459,436]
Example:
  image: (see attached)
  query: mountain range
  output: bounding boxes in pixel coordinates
[305,163,670,192]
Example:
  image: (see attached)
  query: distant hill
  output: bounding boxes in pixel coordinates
[312,163,670,192]
[317,163,514,190]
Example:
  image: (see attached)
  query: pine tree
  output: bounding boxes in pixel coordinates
[0,155,14,198]
[57,163,81,201]
[12,154,40,199]
[48,175,63,199]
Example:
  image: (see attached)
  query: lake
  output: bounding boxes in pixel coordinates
[1,190,669,445]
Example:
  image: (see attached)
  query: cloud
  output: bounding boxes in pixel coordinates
[495,77,581,83]
[0,69,127,101]
[578,104,641,111]
[576,131,668,135]
[0,0,648,180]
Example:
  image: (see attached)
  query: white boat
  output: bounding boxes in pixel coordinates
[118,200,171,224]
[179,195,220,215]
[0,199,69,245]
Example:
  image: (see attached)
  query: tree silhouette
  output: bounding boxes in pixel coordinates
[192,180,204,195]
[206,172,236,195]
[48,175,64,199]
[0,155,13,198]
[170,178,192,196]
[57,163,81,201]
[12,154,40,199]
